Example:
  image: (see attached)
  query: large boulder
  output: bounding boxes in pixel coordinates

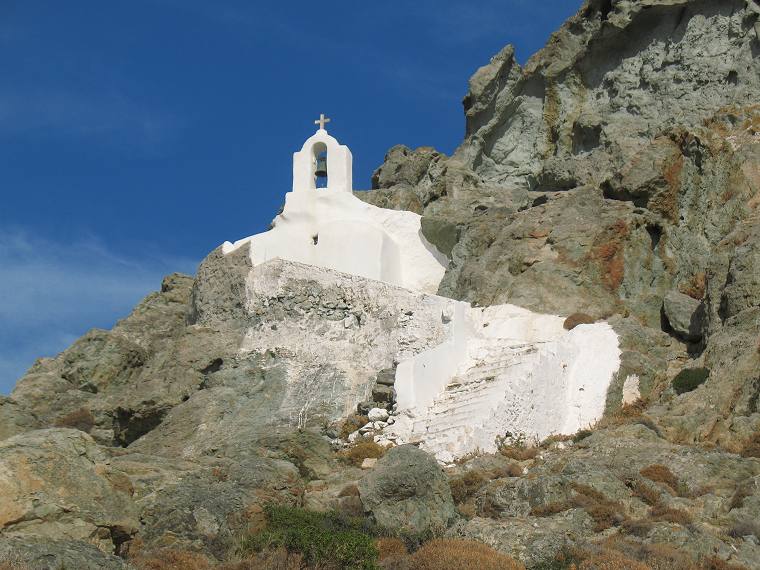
[0,397,40,441]
[358,445,457,534]
[0,537,130,570]
[0,429,138,552]
[662,290,703,341]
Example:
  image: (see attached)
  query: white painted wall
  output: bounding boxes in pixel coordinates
[390,303,621,461]
[221,129,447,294]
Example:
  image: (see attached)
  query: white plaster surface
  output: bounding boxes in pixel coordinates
[221,128,447,294]
[240,259,621,462]
[389,303,621,461]
[223,127,622,461]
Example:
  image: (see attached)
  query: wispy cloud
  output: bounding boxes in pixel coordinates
[0,229,197,394]
[0,89,182,152]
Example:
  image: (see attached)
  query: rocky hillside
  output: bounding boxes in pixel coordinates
[1,1,759,568]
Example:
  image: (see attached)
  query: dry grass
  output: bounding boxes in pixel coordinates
[376,537,408,561]
[531,484,626,531]
[130,549,213,570]
[219,548,303,570]
[338,440,386,466]
[339,414,369,439]
[494,463,525,478]
[639,465,679,490]
[555,538,702,570]
[630,479,662,506]
[54,407,95,433]
[409,539,524,570]
[449,470,487,504]
[679,272,707,300]
[0,560,31,570]
[572,485,627,532]
[596,398,649,430]
[498,445,539,461]
[563,313,596,330]
[740,432,760,458]
[648,503,693,526]
[639,464,692,497]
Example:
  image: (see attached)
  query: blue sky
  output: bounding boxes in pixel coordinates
[0,0,582,393]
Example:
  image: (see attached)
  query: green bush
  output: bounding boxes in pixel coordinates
[672,367,709,395]
[238,505,379,569]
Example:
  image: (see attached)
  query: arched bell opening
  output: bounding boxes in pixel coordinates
[312,142,328,189]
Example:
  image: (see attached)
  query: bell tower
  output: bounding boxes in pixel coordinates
[292,114,353,193]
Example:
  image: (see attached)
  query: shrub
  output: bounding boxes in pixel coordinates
[639,464,679,490]
[340,414,369,439]
[679,272,706,300]
[740,432,760,458]
[54,407,95,433]
[573,429,593,442]
[449,470,487,504]
[570,484,627,531]
[218,548,302,570]
[375,537,408,560]
[563,313,595,330]
[629,478,662,506]
[130,548,213,570]
[672,367,709,395]
[531,484,627,531]
[237,505,378,570]
[531,500,573,517]
[649,503,693,526]
[0,560,31,570]
[339,440,386,466]
[410,539,524,570]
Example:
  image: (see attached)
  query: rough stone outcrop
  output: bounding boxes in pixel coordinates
[358,445,457,534]
[0,0,758,567]
[0,429,138,551]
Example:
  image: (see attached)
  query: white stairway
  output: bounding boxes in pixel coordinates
[408,341,542,456]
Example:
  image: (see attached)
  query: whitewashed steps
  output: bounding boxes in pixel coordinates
[408,342,543,454]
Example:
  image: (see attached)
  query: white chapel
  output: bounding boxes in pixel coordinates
[222,115,447,294]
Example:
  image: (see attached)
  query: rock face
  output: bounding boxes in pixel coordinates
[358,445,457,534]
[0,0,759,567]
[360,0,760,454]
[663,289,703,341]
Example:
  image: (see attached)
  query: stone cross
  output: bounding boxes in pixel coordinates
[314,113,331,130]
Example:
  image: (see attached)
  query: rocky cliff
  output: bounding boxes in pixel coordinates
[1,1,759,568]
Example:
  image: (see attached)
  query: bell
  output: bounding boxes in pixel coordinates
[315,156,328,178]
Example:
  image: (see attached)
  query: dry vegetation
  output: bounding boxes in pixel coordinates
[380,538,525,570]
[130,548,213,570]
[551,537,749,570]
[449,470,488,504]
[54,407,95,433]
[497,444,539,461]
[339,414,369,439]
[563,313,596,330]
[0,561,31,570]
[531,483,627,532]
[740,432,760,458]
[338,440,387,466]
[679,271,707,300]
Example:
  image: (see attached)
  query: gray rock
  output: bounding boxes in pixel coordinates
[375,367,396,386]
[0,397,40,441]
[0,429,139,552]
[663,290,704,341]
[358,445,457,534]
[0,537,131,569]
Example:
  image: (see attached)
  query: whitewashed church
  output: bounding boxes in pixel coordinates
[220,116,622,462]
